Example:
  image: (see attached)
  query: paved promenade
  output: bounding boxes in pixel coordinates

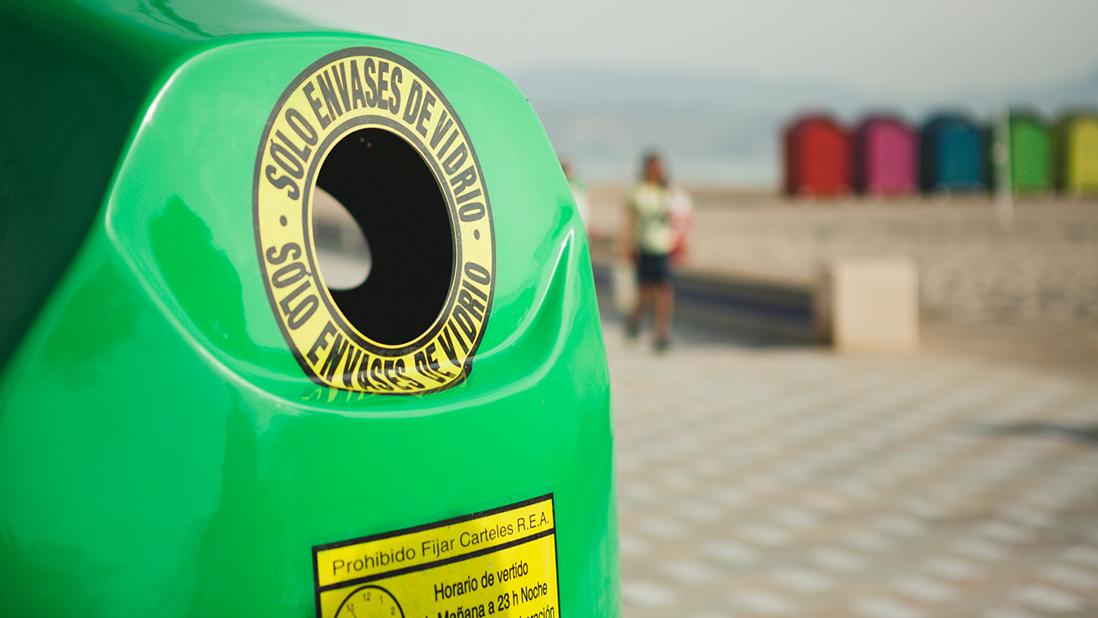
[608,326,1098,617]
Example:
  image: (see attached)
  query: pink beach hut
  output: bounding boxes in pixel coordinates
[852,115,917,195]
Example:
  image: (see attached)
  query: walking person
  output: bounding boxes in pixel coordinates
[622,151,687,352]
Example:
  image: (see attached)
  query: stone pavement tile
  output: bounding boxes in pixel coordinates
[605,325,1098,617]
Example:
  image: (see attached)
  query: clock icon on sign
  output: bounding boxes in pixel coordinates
[334,584,405,618]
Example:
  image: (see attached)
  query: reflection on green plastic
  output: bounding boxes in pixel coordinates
[0,1,618,616]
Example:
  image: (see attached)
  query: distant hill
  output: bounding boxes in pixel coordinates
[508,66,1098,187]
[1005,67,1098,112]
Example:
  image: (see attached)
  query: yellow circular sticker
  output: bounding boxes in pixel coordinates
[253,47,495,395]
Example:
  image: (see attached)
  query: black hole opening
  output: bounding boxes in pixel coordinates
[314,127,453,346]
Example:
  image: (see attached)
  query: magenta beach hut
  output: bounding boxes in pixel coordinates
[853,115,917,195]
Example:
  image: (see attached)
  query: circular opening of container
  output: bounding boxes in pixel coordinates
[313,127,453,346]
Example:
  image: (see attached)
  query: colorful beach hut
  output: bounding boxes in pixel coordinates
[1053,112,1098,195]
[1006,111,1052,193]
[852,115,917,195]
[783,114,851,197]
[920,114,988,193]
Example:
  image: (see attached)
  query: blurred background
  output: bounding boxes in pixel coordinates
[296,1,1098,616]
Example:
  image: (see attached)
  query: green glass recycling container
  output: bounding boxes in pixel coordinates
[0,2,618,617]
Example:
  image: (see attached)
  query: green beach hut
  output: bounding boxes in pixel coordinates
[1007,112,1052,193]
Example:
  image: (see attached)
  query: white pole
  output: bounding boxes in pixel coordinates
[994,107,1014,228]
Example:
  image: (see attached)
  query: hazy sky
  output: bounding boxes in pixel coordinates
[283,0,1098,98]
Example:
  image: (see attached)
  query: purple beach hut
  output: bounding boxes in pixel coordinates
[853,115,917,195]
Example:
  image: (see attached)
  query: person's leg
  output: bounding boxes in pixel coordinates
[629,283,655,336]
[626,290,641,337]
[628,254,653,337]
[626,257,642,337]
[653,281,673,349]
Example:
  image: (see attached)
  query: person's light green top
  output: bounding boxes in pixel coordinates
[629,181,674,254]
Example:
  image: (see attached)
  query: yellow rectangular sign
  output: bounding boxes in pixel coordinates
[313,495,559,618]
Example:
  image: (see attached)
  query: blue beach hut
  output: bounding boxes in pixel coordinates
[920,114,988,193]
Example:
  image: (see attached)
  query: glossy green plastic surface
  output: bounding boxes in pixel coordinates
[0,2,618,616]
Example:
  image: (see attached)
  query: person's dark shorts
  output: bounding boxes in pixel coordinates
[636,251,672,284]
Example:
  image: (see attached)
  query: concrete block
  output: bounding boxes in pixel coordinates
[819,257,919,353]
